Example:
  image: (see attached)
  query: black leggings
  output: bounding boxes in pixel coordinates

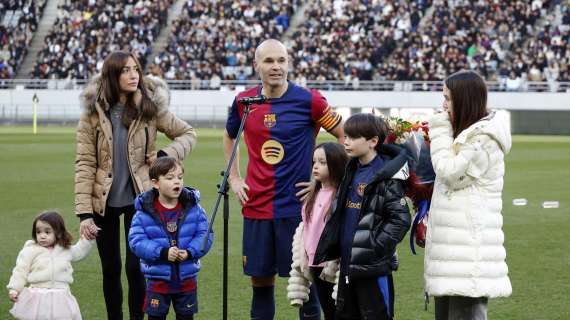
[310,267,337,320]
[94,205,146,320]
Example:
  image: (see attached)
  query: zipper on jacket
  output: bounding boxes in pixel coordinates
[50,250,55,288]
[95,129,99,168]
[124,122,139,193]
[144,126,149,163]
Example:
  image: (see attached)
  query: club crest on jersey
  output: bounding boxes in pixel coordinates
[167,221,177,233]
[264,113,277,128]
[357,183,366,197]
[261,139,285,165]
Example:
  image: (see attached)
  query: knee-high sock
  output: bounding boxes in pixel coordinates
[251,286,275,320]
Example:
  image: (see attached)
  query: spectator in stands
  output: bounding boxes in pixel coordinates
[75,51,196,320]
[506,71,523,91]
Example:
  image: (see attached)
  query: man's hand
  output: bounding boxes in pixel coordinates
[230,176,250,205]
[79,218,100,240]
[8,290,18,302]
[295,181,314,202]
[168,247,179,262]
[177,250,189,261]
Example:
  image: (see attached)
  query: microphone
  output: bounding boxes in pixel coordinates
[238,95,268,105]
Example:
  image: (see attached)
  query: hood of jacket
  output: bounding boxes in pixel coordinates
[454,110,512,154]
[134,187,201,217]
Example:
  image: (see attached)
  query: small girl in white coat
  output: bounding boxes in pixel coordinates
[7,211,94,320]
[288,142,348,320]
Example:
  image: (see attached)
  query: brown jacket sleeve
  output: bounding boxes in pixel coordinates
[155,108,197,160]
[74,112,97,215]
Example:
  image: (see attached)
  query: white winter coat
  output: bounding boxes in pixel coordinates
[7,238,94,292]
[287,222,339,307]
[424,111,512,298]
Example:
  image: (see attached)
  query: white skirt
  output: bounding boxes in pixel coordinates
[9,287,82,320]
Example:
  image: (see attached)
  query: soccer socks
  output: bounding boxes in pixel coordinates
[251,286,275,320]
[300,284,321,320]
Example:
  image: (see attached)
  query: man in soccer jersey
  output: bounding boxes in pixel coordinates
[223,39,344,320]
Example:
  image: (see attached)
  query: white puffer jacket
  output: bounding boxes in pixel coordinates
[287,222,339,307]
[424,111,512,298]
[7,238,94,292]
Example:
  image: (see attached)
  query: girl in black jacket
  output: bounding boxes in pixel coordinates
[314,114,411,320]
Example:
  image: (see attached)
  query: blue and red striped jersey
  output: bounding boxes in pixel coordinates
[226,82,341,219]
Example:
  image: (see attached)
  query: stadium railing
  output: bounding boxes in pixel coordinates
[1,79,569,92]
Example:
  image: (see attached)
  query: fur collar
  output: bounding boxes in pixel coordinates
[79,74,170,115]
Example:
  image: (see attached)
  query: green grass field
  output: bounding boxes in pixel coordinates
[0,126,568,319]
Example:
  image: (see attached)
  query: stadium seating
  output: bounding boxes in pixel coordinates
[152,0,301,85]
[0,0,46,79]
[30,0,171,79]
[2,0,566,88]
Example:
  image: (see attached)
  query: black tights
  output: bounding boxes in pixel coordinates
[94,205,146,320]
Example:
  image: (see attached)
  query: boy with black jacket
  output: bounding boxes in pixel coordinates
[314,113,411,320]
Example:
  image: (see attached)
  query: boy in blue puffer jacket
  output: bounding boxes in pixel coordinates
[129,156,213,320]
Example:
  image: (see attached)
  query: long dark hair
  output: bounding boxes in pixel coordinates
[32,211,73,248]
[100,51,157,127]
[444,70,488,138]
[304,142,348,221]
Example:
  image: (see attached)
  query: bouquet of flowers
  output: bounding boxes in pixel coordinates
[384,116,433,255]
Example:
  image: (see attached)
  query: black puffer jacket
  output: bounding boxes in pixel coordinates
[314,144,411,279]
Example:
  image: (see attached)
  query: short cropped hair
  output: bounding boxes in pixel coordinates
[344,113,388,153]
[149,156,184,180]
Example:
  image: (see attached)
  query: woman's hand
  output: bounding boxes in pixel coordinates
[146,151,157,166]
[79,218,101,240]
[8,290,18,302]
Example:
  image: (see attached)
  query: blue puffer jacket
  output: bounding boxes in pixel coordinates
[128,187,214,281]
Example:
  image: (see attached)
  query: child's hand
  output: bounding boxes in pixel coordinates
[79,218,101,240]
[8,290,18,302]
[177,250,189,261]
[168,247,179,262]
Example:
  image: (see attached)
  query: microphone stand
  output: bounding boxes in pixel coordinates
[202,101,255,320]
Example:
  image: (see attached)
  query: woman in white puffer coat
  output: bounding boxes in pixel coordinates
[425,70,512,320]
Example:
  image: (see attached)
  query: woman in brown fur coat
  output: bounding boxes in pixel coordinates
[75,51,196,320]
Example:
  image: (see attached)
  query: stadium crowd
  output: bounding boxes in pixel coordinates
[0,0,46,79]
[380,0,570,91]
[151,0,301,86]
[2,0,569,89]
[30,0,171,79]
[287,0,432,87]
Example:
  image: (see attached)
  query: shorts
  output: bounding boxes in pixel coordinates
[144,290,197,317]
[242,216,302,277]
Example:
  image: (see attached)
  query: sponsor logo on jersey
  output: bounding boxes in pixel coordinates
[261,140,285,165]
